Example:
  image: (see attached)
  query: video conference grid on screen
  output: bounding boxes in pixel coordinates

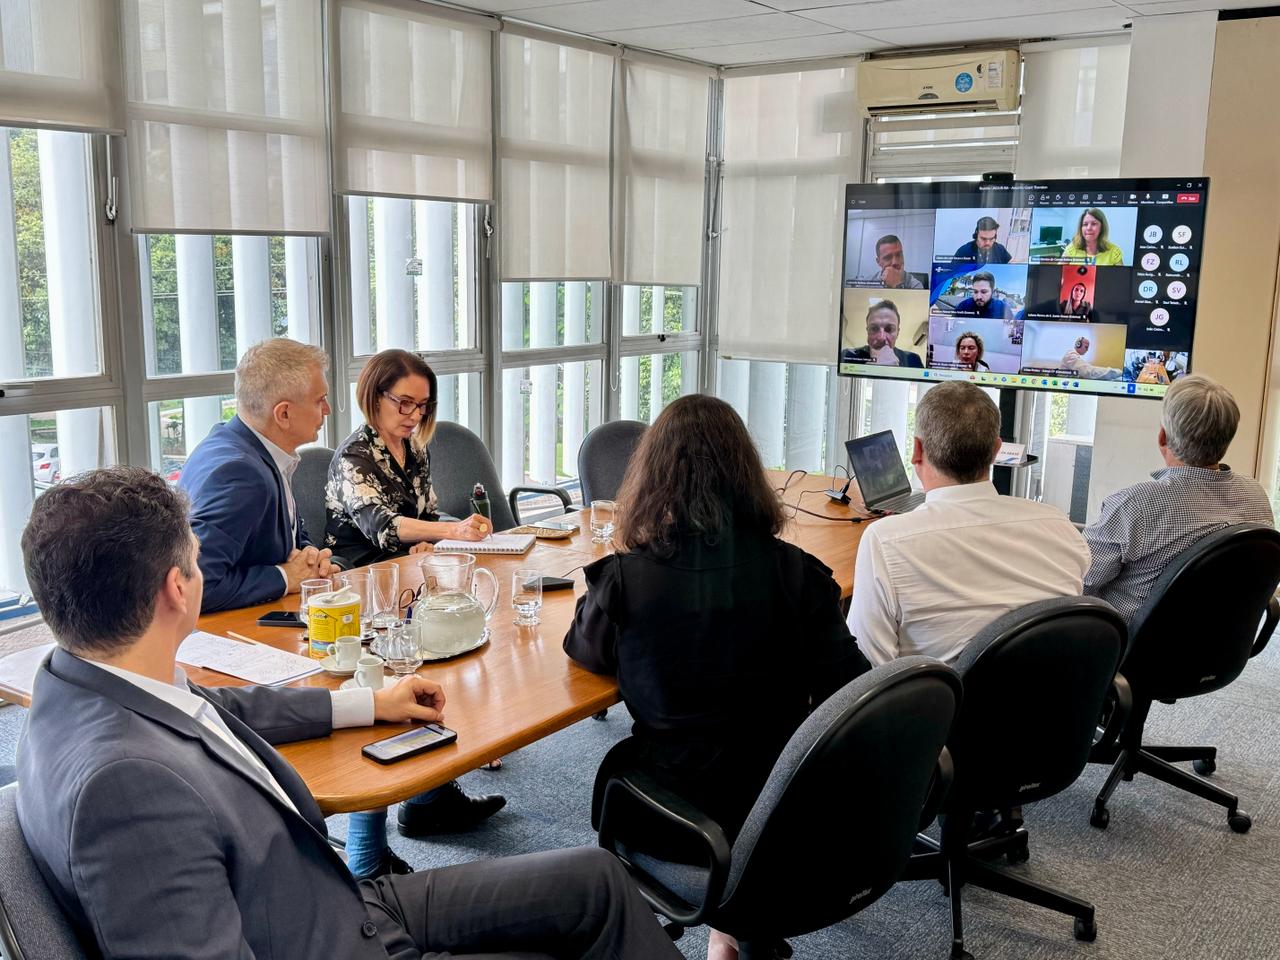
[837,178,1208,399]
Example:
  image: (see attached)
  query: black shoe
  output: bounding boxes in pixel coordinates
[355,851,414,881]
[396,781,506,838]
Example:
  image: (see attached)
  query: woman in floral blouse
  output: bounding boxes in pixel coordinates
[324,349,503,878]
[325,349,488,568]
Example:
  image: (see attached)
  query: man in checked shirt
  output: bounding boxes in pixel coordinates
[1083,374,1274,630]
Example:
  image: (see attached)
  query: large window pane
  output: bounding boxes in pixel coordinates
[347,197,478,356]
[620,351,699,424]
[140,234,322,376]
[147,396,237,480]
[500,281,603,350]
[0,407,116,596]
[620,284,697,336]
[0,128,102,382]
[501,361,603,507]
[717,359,833,473]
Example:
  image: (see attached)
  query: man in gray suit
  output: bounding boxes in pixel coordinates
[16,467,680,960]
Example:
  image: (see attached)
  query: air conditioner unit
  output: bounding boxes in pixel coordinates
[858,50,1019,116]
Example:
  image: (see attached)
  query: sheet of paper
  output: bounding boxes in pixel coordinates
[177,631,321,686]
[0,643,54,700]
[433,533,535,555]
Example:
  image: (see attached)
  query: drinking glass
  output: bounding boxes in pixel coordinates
[590,500,615,544]
[382,619,423,675]
[299,578,332,628]
[369,563,401,630]
[511,569,543,626]
[336,571,373,635]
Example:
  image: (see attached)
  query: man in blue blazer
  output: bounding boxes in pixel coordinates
[16,467,681,960]
[180,338,340,614]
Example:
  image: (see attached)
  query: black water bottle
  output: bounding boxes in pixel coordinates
[470,483,491,522]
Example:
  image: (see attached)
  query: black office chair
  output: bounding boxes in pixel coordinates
[0,785,88,959]
[593,658,962,960]
[904,596,1129,959]
[292,445,335,543]
[1088,523,1280,834]
[426,421,570,530]
[577,420,647,505]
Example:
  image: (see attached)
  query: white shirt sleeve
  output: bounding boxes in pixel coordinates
[330,687,375,728]
[274,564,289,598]
[847,527,902,667]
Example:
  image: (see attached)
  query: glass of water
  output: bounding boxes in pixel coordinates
[382,619,422,675]
[337,571,373,635]
[369,562,401,630]
[511,569,543,626]
[589,500,615,544]
[299,578,332,629]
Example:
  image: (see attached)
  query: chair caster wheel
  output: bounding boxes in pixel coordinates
[1074,917,1098,942]
[1090,805,1110,830]
[1193,758,1216,776]
[1228,811,1252,834]
[1006,837,1030,865]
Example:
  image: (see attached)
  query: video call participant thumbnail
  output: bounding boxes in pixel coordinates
[856,234,925,289]
[1060,207,1124,265]
[1020,320,1128,380]
[841,299,924,368]
[926,316,1022,375]
[1029,205,1137,266]
[953,216,1013,264]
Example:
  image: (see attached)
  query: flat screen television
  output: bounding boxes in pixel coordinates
[837,178,1208,399]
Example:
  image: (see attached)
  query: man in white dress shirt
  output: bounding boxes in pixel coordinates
[847,381,1090,666]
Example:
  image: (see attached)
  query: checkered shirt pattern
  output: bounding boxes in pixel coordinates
[1083,464,1275,629]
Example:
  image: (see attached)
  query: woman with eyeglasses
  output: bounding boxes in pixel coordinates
[324,350,504,879]
[324,349,489,569]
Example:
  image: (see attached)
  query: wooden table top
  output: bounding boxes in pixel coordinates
[2,472,875,813]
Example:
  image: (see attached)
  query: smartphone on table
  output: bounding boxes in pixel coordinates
[362,723,458,764]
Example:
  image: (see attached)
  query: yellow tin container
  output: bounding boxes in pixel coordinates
[306,588,362,659]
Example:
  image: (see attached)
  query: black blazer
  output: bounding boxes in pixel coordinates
[564,527,870,839]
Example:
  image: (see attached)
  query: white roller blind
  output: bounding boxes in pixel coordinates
[0,0,124,133]
[499,30,614,281]
[334,0,493,202]
[122,0,329,234]
[717,66,859,364]
[1016,39,1130,179]
[618,58,711,286]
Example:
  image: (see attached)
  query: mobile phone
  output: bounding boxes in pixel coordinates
[257,610,304,628]
[537,576,575,591]
[361,723,458,764]
[535,519,580,533]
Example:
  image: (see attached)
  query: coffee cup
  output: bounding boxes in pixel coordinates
[355,655,385,691]
[332,636,361,669]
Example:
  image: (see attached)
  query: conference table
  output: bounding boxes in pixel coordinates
[2,471,874,814]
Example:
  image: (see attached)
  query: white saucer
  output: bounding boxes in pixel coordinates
[369,629,490,662]
[319,655,357,677]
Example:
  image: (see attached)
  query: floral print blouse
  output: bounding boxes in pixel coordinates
[324,424,439,569]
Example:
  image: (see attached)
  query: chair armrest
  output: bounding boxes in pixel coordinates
[1251,596,1279,659]
[1094,672,1132,753]
[507,486,572,525]
[917,746,953,830]
[597,770,732,927]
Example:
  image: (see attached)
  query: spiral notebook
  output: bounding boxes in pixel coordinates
[433,534,536,555]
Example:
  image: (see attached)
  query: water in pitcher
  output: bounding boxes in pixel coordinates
[414,591,488,655]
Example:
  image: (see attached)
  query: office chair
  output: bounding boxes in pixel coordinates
[593,658,962,960]
[904,596,1129,959]
[291,445,335,544]
[1088,523,1280,834]
[577,420,646,505]
[0,786,88,960]
[426,421,570,530]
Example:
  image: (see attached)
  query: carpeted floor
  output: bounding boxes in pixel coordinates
[4,640,1279,959]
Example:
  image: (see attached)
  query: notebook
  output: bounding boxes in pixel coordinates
[433,533,536,555]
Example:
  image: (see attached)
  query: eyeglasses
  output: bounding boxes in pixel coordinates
[383,391,436,417]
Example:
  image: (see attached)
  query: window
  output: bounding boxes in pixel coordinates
[718,359,835,473]
[146,396,236,481]
[620,284,700,423]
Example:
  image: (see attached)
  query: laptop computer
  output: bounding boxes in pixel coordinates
[844,431,926,514]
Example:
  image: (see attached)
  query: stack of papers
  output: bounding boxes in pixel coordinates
[177,632,321,686]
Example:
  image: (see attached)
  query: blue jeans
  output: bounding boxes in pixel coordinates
[345,787,446,879]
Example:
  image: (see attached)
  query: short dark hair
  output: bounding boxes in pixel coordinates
[875,234,902,255]
[974,216,1000,234]
[971,271,995,288]
[915,381,1001,483]
[22,467,196,655]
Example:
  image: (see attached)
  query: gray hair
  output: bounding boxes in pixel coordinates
[235,338,328,422]
[915,381,1001,483]
[1161,374,1239,467]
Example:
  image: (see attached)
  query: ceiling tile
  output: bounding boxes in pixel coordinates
[859,7,1132,45]
[750,1,889,10]
[600,13,839,49]
[453,0,597,12]
[509,0,762,33]
[1126,0,1276,12]
[795,0,1114,32]
[674,31,894,66]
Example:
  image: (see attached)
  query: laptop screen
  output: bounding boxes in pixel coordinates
[845,431,911,506]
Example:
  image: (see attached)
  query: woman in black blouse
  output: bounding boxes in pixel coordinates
[324,349,488,567]
[325,349,501,878]
[564,396,870,959]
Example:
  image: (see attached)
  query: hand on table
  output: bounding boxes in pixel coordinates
[281,546,339,593]
[446,514,491,542]
[373,676,446,724]
[409,541,432,555]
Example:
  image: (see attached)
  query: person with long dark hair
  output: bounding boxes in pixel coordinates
[564,395,870,960]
